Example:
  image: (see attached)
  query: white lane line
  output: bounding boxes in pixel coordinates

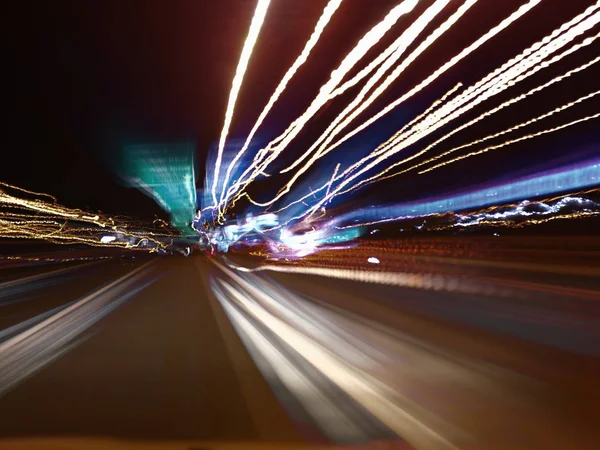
[213,280,368,443]
[210,259,459,450]
[0,260,156,396]
[0,260,154,353]
[0,260,101,291]
[0,300,78,342]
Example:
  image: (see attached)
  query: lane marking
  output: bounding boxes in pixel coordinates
[0,260,101,291]
[194,258,302,442]
[210,259,460,450]
[0,260,154,353]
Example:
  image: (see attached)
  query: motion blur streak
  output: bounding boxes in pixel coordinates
[219,0,420,215]
[0,261,100,301]
[212,0,271,207]
[207,246,600,448]
[0,181,175,250]
[233,0,473,209]
[219,0,344,208]
[211,280,382,444]
[226,0,600,220]
[210,261,460,449]
[278,0,459,176]
[372,55,600,184]
[225,258,482,294]
[4,0,600,448]
[329,162,600,229]
[303,5,600,215]
[419,112,600,173]
[0,261,157,396]
[222,256,541,301]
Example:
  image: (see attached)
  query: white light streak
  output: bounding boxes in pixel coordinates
[219,0,344,210]
[212,0,271,206]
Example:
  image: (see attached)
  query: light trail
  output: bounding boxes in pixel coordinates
[393,33,600,161]
[419,112,600,173]
[219,0,421,216]
[335,192,600,232]
[295,5,600,219]
[211,0,271,207]
[226,0,544,212]
[329,161,600,229]
[367,54,600,186]
[325,163,341,201]
[331,21,600,200]
[279,0,459,175]
[449,195,600,228]
[218,0,344,211]
[382,13,600,157]
[415,89,600,173]
[322,0,560,155]
[0,181,58,203]
[237,0,475,209]
[0,183,176,250]
[203,0,598,250]
[237,0,474,209]
[335,6,600,178]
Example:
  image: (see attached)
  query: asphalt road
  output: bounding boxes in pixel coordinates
[0,257,301,444]
[1,243,599,449]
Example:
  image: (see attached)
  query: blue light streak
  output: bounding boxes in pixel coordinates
[331,160,600,228]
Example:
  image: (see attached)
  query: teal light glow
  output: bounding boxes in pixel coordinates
[122,143,197,232]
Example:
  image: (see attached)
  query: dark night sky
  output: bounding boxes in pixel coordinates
[3,0,599,220]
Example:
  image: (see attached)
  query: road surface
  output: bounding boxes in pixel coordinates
[1,238,599,449]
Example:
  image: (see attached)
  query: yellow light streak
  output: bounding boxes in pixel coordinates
[0,183,175,250]
[0,182,58,203]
